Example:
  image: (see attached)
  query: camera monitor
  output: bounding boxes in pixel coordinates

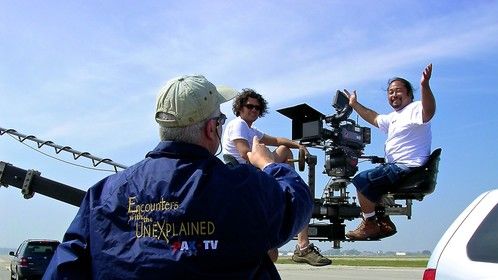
[277,104,325,141]
[333,90,349,111]
[329,90,353,123]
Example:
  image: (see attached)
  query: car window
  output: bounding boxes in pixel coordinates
[23,242,59,256]
[467,203,498,263]
[17,242,27,255]
[27,245,56,254]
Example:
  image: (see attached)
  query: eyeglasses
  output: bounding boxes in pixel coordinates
[244,104,261,111]
[211,113,227,126]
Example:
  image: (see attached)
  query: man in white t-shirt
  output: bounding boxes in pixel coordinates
[344,64,436,240]
[222,89,332,266]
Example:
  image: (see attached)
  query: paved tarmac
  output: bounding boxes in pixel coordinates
[276,263,424,279]
[1,255,424,280]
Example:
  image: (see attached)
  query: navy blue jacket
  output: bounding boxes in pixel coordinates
[43,141,313,279]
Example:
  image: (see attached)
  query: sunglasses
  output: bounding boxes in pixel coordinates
[244,104,261,111]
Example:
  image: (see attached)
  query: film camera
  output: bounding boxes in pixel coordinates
[277,90,372,248]
[278,90,371,179]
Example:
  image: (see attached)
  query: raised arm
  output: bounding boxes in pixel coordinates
[344,89,379,127]
[420,63,436,123]
[247,136,313,246]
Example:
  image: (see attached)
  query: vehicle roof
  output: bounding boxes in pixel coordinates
[22,239,60,243]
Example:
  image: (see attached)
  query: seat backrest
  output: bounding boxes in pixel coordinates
[223,154,240,166]
[389,148,442,200]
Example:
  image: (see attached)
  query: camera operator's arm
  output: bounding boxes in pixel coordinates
[232,134,308,163]
[421,63,436,123]
[261,135,309,155]
[344,89,379,128]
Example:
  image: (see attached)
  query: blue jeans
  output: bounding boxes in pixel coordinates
[352,163,412,202]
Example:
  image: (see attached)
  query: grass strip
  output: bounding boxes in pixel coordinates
[276,257,428,268]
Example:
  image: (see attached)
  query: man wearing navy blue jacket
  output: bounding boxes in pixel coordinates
[43,75,313,279]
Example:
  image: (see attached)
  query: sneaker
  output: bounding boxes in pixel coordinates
[346,218,381,240]
[292,243,332,266]
[377,215,397,238]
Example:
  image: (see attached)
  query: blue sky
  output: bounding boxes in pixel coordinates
[1,1,498,253]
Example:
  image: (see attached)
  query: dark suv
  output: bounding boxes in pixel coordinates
[9,239,60,280]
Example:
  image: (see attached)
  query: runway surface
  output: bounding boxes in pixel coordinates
[1,255,424,280]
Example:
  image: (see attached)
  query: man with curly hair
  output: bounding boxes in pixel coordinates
[222,88,332,266]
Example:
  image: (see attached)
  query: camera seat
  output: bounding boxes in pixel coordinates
[381,148,441,219]
[223,154,240,166]
[388,148,442,201]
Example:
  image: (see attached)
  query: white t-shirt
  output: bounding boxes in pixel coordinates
[222,117,264,164]
[376,101,431,167]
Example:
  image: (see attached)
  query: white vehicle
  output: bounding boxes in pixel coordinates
[423,189,498,279]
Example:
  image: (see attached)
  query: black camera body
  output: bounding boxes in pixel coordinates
[278,90,370,179]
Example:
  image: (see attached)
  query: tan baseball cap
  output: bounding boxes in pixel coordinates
[155,75,238,127]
